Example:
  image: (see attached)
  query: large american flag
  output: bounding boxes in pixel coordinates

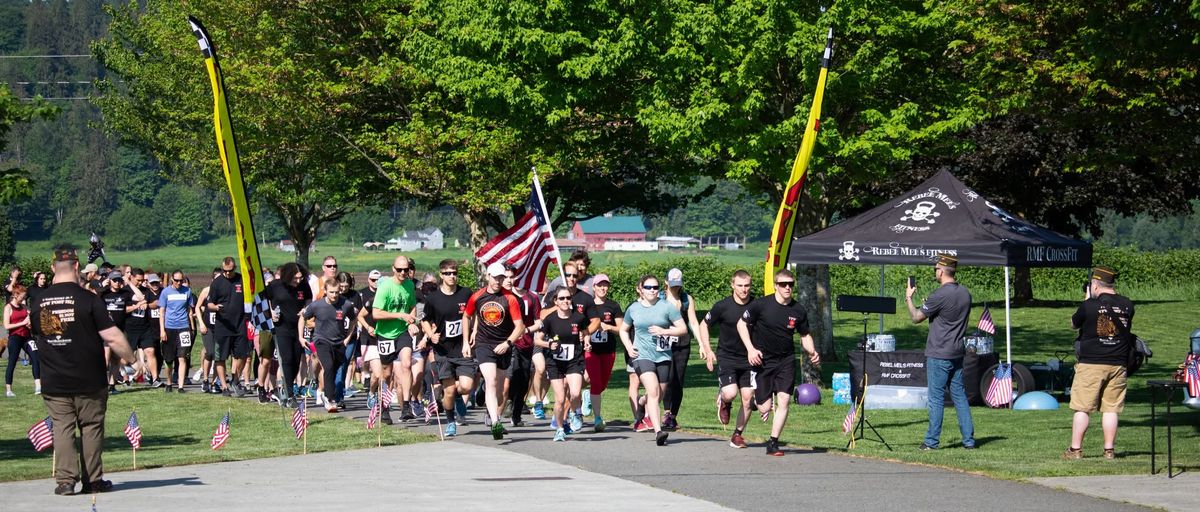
[1185,354,1200,398]
[841,403,857,434]
[27,416,53,452]
[291,400,308,439]
[985,363,1013,407]
[124,411,143,449]
[211,412,231,450]
[474,175,561,294]
[977,305,996,335]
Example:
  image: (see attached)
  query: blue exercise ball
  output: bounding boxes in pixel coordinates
[1013,391,1059,410]
[794,383,821,405]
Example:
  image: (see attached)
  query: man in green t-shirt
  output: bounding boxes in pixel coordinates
[371,255,418,424]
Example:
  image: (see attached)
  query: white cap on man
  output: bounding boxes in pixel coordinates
[486,262,507,277]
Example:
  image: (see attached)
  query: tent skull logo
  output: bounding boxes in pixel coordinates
[901,201,940,224]
[838,241,860,261]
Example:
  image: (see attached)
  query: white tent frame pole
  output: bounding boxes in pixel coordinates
[879,265,886,334]
[1004,266,1012,365]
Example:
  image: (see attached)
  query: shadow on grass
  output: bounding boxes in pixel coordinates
[113,476,204,491]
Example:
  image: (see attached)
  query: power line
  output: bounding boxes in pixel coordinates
[0,54,92,59]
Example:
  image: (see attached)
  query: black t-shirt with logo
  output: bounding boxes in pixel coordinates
[741,295,810,359]
[587,298,623,355]
[424,286,473,356]
[266,279,311,334]
[303,297,356,344]
[1072,293,1135,365]
[30,282,117,394]
[465,288,522,345]
[124,285,156,333]
[707,295,753,369]
[100,288,129,330]
[541,311,589,363]
[208,274,246,335]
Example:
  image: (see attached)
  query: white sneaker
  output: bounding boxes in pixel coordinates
[34,387,41,395]
[316,393,325,406]
[5,390,14,397]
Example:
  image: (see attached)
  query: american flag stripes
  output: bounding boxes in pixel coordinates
[841,403,857,434]
[367,401,380,430]
[381,381,392,411]
[977,305,996,335]
[211,412,230,450]
[291,400,308,439]
[1185,354,1200,398]
[27,416,53,452]
[985,363,1013,407]
[124,411,143,449]
[424,400,437,423]
[474,175,561,294]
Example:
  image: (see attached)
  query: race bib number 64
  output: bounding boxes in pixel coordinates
[654,335,672,352]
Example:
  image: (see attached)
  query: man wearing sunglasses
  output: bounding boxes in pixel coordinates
[158,270,196,393]
[737,268,820,456]
[421,259,476,436]
[372,256,418,424]
[206,257,248,397]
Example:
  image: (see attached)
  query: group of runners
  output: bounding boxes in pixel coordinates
[6,249,822,454]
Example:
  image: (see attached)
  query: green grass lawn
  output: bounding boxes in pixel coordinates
[595,300,1200,480]
[0,382,430,482]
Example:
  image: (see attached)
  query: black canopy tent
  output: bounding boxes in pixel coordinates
[789,170,1093,365]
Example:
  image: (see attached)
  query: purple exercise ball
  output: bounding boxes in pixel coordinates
[794,383,821,405]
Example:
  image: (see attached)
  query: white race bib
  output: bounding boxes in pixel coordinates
[591,330,609,344]
[131,309,145,318]
[750,370,758,390]
[553,344,576,361]
[654,335,673,352]
[179,331,193,348]
[27,340,37,352]
[150,308,161,319]
[444,319,463,338]
[208,312,217,324]
[378,339,396,356]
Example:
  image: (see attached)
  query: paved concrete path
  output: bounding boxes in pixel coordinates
[0,442,733,512]
[1032,472,1199,512]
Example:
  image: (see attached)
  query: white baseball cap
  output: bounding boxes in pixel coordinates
[666,268,683,287]
[486,262,508,277]
[368,269,382,280]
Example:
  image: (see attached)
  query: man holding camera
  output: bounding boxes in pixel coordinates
[1064,266,1133,460]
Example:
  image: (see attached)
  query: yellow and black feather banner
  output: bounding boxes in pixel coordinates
[188,16,273,330]
[764,28,833,295]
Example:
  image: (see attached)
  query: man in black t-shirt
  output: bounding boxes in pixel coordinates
[303,279,356,412]
[33,245,136,496]
[1064,266,1134,460]
[421,259,476,435]
[737,269,820,456]
[206,257,248,397]
[701,269,754,448]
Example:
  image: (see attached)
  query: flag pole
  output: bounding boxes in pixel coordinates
[132,407,137,471]
[1004,267,1012,409]
[51,448,55,479]
[376,404,381,448]
[531,167,565,294]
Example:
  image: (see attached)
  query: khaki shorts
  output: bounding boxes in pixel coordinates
[256,330,275,359]
[1070,363,1127,413]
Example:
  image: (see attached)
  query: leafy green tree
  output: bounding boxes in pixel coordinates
[154,184,210,246]
[94,0,388,267]
[104,203,160,250]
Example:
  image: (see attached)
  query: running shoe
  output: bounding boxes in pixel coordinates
[5,390,14,397]
[717,391,731,425]
[594,416,606,433]
[729,433,747,449]
[549,417,559,430]
[109,385,120,395]
[569,412,583,433]
[400,406,415,422]
[563,421,573,435]
[382,407,394,425]
[165,385,174,393]
[455,397,468,419]
[234,384,247,398]
[491,421,505,440]
[177,387,187,394]
[662,412,678,431]
[553,428,567,442]
[656,431,668,446]
[484,415,493,427]
[511,418,525,427]
[765,439,784,456]
[634,417,653,433]
[345,385,358,398]
[409,400,423,419]
[258,388,270,403]
[581,394,592,417]
[33,387,41,395]
[222,386,232,397]
[315,392,325,406]
[152,379,165,388]
[202,381,211,393]
[533,402,546,420]
[444,422,457,437]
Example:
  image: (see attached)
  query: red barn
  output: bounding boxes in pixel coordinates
[569,215,647,252]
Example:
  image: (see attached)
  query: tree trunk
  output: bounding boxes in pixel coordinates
[1013,266,1033,305]
[461,210,492,287]
[795,264,833,386]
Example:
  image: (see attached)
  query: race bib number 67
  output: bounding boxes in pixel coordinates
[378,339,396,356]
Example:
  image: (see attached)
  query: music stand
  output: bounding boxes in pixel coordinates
[837,295,895,450]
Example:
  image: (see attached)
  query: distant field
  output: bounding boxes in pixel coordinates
[15,238,767,274]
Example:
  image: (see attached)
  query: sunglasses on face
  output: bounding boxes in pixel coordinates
[324,264,337,269]
[564,273,577,278]
[556,296,571,301]
[775,281,795,288]
[394,267,411,272]
[642,285,660,290]
[441,271,457,276]
[222,268,235,273]
[369,278,378,283]
[173,278,184,283]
